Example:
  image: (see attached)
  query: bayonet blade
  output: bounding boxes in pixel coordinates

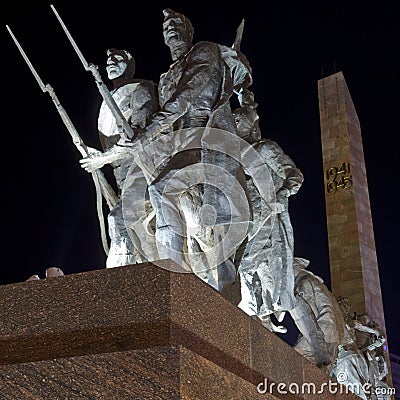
[50,4,89,70]
[6,25,47,92]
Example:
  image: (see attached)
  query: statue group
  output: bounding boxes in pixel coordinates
[8,7,391,400]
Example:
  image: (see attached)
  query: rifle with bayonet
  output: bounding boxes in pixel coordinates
[50,4,136,142]
[6,25,117,254]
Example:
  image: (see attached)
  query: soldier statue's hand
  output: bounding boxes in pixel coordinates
[276,187,291,198]
[80,154,107,173]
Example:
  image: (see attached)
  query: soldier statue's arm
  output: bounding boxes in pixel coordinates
[80,81,158,173]
[80,145,131,173]
[259,139,304,198]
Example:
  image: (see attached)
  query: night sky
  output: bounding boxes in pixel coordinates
[2,2,399,356]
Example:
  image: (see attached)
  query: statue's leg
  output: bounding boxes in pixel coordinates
[148,172,186,267]
[106,200,138,268]
[269,215,296,312]
[201,148,251,295]
[187,235,218,289]
[121,164,158,261]
[255,264,287,333]
[237,267,258,316]
[290,294,333,367]
[213,224,237,292]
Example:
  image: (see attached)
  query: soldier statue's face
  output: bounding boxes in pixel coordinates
[234,113,250,139]
[163,17,187,47]
[106,53,128,80]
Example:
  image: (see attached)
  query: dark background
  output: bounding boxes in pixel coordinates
[2,2,399,355]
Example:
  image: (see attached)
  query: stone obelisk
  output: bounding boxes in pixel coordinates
[318,71,393,390]
[317,71,387,337]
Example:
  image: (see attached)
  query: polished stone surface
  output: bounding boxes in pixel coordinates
[0,261,359,399]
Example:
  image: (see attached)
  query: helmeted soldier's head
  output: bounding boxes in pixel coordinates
[233,89,261,143]
[106,48,136,88]
[162,9,193,50]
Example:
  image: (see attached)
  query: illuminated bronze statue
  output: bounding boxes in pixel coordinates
[80,49,158,267]
[121,9,252,297]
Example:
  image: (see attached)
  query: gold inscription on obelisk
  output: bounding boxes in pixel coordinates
[325,162,352,194]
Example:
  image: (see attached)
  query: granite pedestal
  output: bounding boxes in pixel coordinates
[0,261,358,399]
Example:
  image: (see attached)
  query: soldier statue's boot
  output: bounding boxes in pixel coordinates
[310,331,333,367]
